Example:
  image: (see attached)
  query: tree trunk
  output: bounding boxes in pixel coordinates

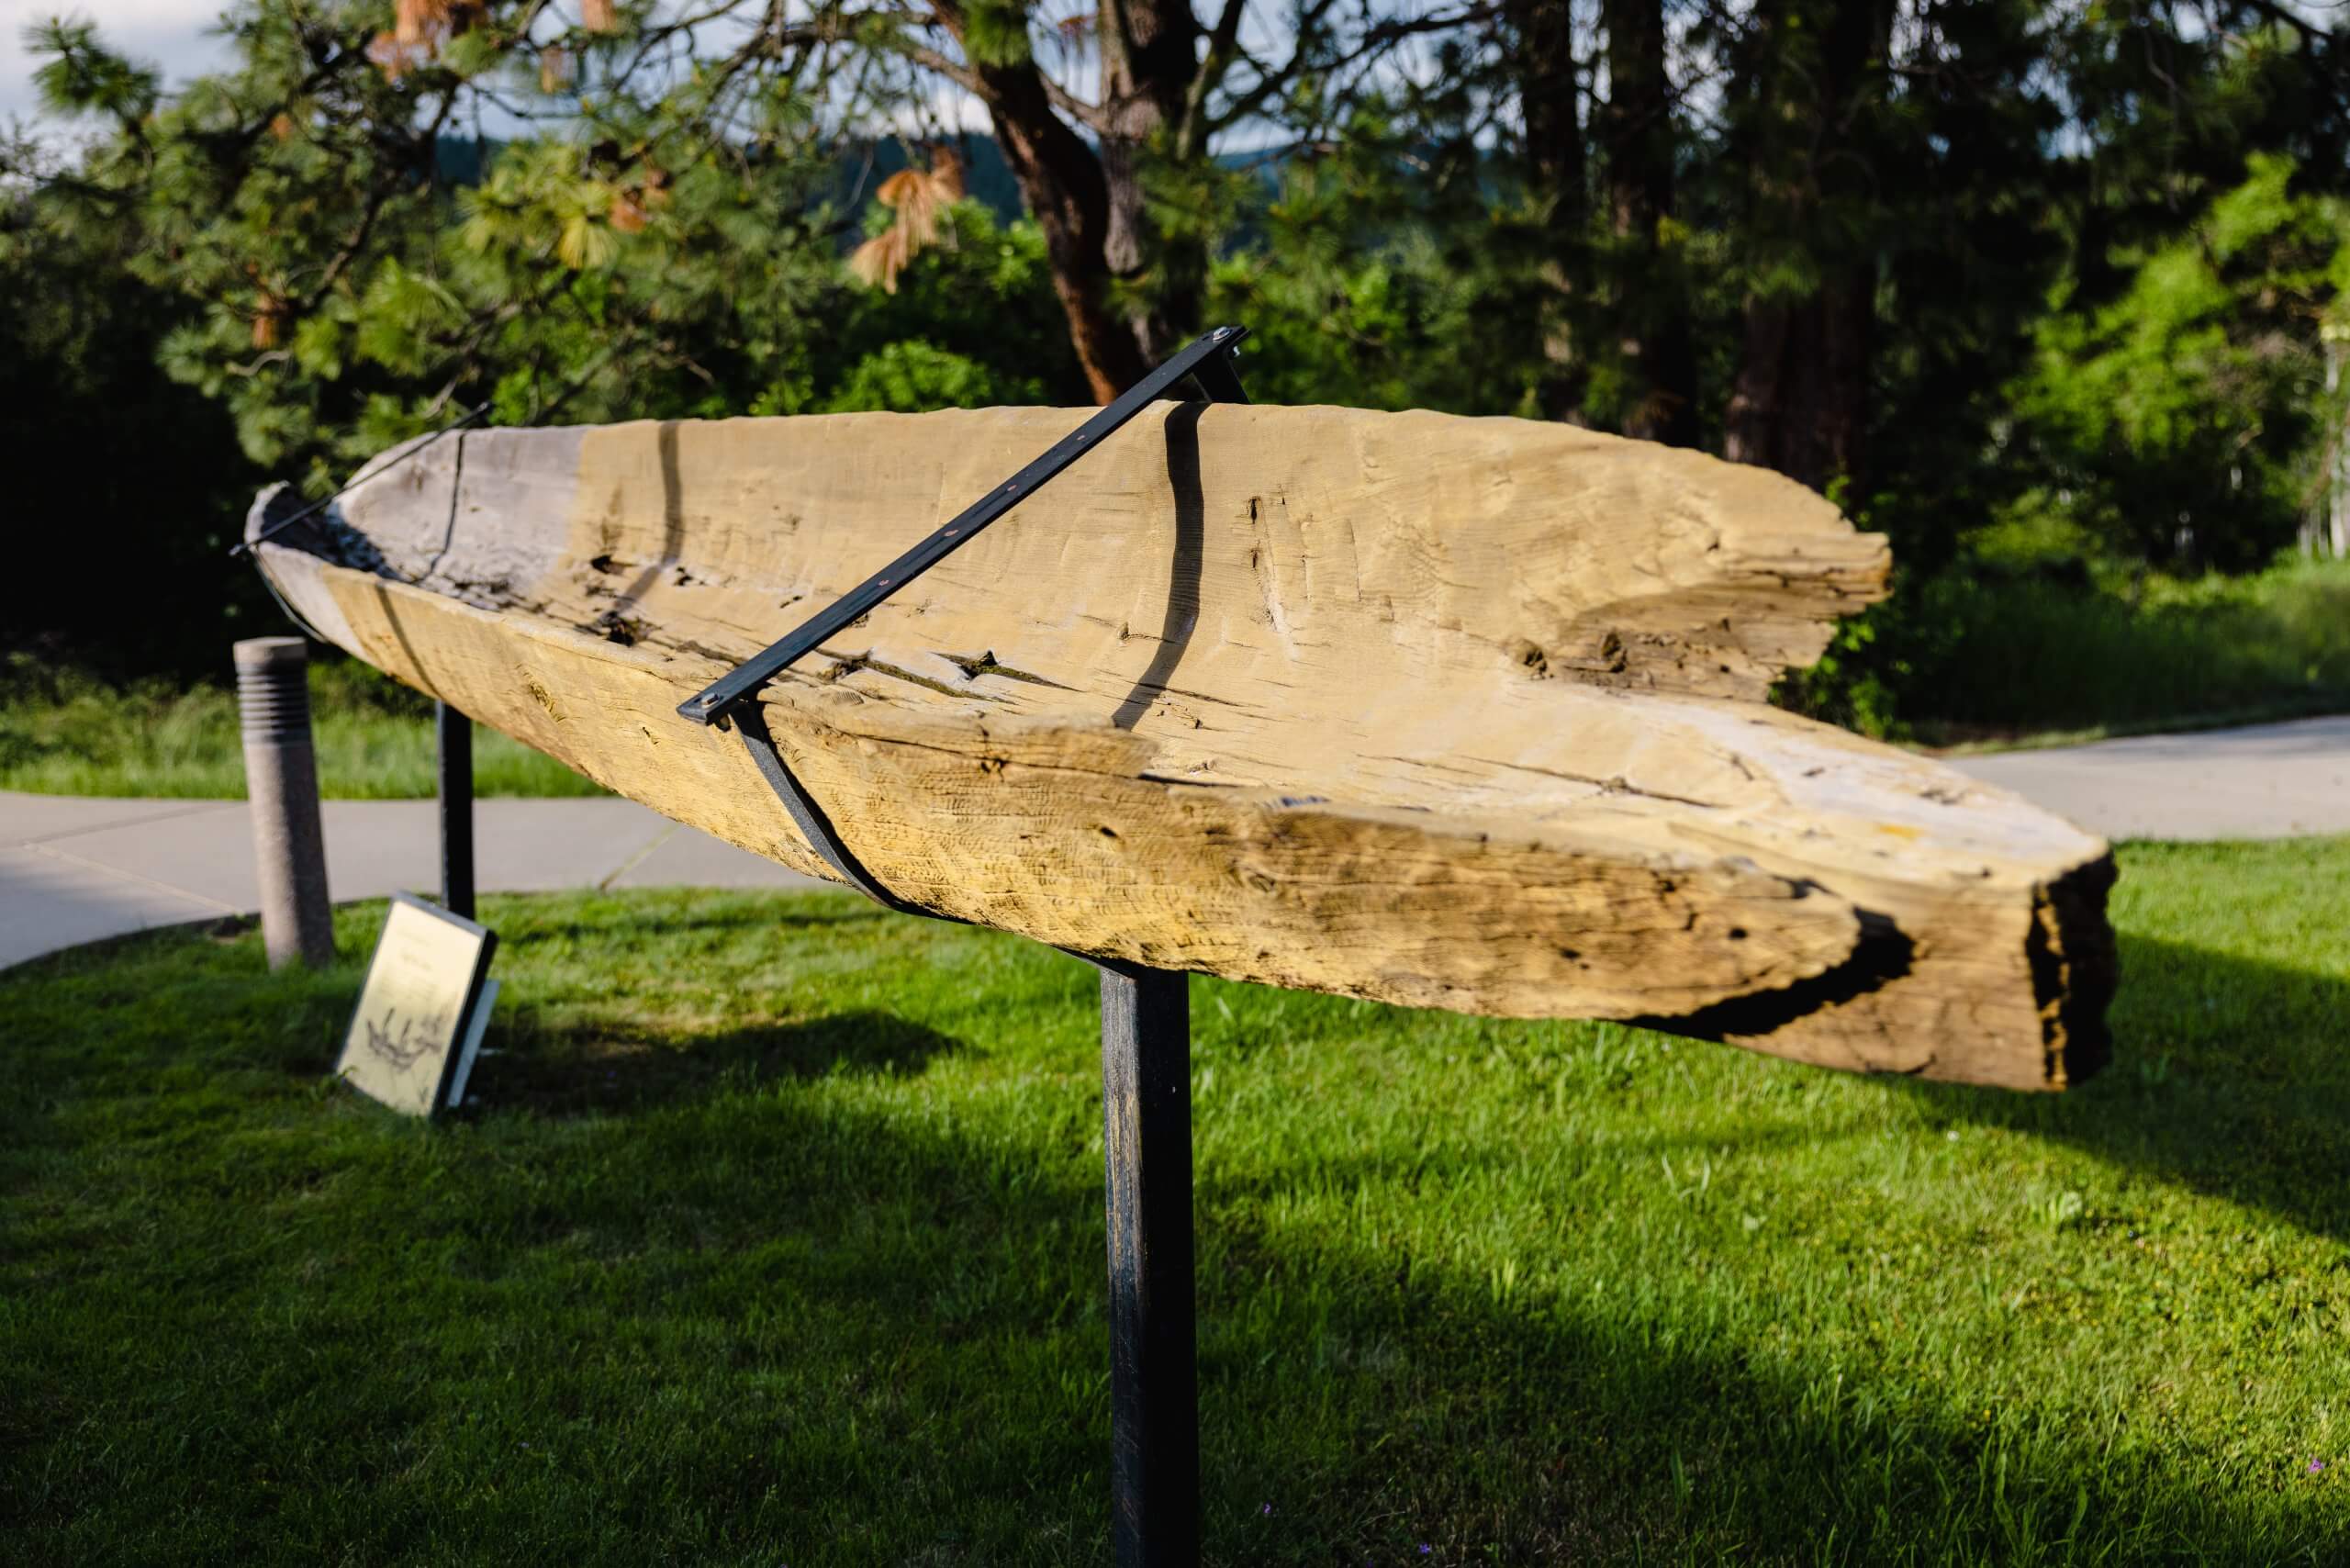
[932,4,1150,401]
[1600,0,1698,447]
[928,1,1204,401]
[1723,284,1874,493]
[1508,0,1589,423]
[1720,0,1893,495]
[1099,0,1203,360]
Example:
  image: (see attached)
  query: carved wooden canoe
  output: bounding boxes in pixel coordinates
[248,402,2115,1090]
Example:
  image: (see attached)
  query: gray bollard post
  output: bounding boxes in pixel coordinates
[234,637,333,969]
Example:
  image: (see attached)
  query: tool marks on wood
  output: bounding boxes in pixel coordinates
[252,400,2113,1089]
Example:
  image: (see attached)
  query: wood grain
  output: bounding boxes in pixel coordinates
[252,401,2115,1090]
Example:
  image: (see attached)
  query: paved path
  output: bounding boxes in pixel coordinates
[4,714,2345,970]
[1944,715,2350,843]
[0,792,817,970]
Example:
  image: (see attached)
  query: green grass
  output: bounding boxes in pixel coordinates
[3,841,2345,1563]
[0,655,601,799]
[1896,555,2350,746]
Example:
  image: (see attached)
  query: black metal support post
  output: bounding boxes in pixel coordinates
[1099,963,1198,1566]
[684,330,1245,1562]
[436,700,476,920]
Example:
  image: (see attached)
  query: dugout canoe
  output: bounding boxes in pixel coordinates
[247,401,2115,1091]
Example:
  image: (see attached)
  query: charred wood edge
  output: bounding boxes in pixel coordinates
[2033,853,2120,1088]
[232,402,490,561]
[232,347,620,563]
[1628,855,2120,1087]
[245,485,338,644]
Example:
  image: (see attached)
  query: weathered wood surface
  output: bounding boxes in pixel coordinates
[251,401,2116,1091]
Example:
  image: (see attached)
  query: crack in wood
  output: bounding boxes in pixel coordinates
[941,650,1076,689]
[1460,756,1731,811]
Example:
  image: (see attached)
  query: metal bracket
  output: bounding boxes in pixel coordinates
[709,326,1250,914]
[733,704,953,923]
[683,326,1248,726]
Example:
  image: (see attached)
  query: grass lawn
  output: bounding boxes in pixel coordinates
[0,655,599,800]
[2,840,2344,1563]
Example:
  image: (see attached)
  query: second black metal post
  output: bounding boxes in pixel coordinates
[1098,962,1198,1565]
[436,700,476,920]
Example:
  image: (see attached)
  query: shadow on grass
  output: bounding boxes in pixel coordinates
[1911,931,2350,1246]
[2,919,2337,1562]
[468,1008,966,1117]
[464,1049,2321,1562]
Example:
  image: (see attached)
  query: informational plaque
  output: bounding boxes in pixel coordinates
[335,892,498,1118]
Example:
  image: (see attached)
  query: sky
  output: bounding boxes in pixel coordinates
[0,0,1005,142]
[17,0,2339,148]
[3,0,239,123]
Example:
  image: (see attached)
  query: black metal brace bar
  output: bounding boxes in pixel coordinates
[677,325,1248,730]
[733,705,950,922]
[707,326,1248,920]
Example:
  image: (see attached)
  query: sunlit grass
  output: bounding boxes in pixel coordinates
[0,653,599,798]
[1,840,2344,1562]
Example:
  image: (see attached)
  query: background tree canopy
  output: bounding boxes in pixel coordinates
[4,0,2346,732]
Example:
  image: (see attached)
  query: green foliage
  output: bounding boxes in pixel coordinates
[16,1,1085,471]
[17,0,868,490]
[816,200,1080,410]
[958,0,1035,69]
[1783,553,2350,739]
[2015,154,2345,568]
[4,5,1080,676]
[28,17,157,121]
[821,341,1011,411]
[0,124,269,679]
[8,0,2350,739]
[4,844,2348,1557]
[1203,112,1545,417]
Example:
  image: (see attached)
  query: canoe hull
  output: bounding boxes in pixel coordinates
[249,403,2115,1090]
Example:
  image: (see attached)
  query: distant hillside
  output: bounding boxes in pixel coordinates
[432,130,1287,235]
[430,131,1029,223]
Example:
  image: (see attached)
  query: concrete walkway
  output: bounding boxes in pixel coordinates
[4,714,2345,971]
[0,792,817,970]
[1944,714,2350,843]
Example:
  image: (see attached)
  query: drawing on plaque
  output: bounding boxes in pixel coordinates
[335,892,497,1118]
